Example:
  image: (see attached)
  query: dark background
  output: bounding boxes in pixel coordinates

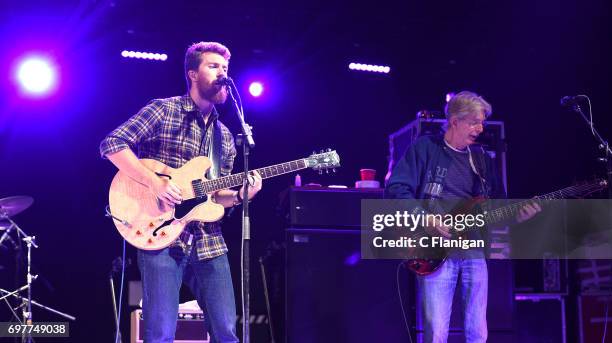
[0,0,610,342]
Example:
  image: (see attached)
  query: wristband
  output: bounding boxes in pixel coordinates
[233,191,245,206]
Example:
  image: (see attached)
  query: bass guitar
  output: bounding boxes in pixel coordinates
[405,179,608,276]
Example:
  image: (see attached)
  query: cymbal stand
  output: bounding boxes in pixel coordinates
[0,212,76,343]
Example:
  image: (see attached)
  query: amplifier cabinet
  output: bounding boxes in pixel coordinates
[289,187,383,228]
[285,228,412,343]
[578,293,612,343]
[131,309,209,343]
[515,293,566,343]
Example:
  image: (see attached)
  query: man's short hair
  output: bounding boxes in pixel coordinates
[444,91,492,120]
[184,41,231,90]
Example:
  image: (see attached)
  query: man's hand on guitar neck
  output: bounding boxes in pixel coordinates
[215,170,263,208]
[239,170,263,201]
[516,200,541,223]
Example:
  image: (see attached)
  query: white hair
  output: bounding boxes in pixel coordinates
[445,91,492,121]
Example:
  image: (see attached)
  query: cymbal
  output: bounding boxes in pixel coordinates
[0,196,33,218]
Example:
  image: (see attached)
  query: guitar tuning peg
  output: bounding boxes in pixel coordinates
[320,149,324,154]
[332,168,336,173]
[312,151,316,155]
[327,148,331,152]
[326,169,329,174]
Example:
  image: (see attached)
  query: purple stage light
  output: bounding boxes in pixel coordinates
[248,82,264,97]
[344,252,361,266]
[15,55,58,96]
[121,50,167,61]
[348,62,391,74]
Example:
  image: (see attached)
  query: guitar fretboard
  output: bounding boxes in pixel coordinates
[484,181,605,225]
[193,159,308,195]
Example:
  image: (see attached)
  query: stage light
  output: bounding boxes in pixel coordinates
[15,56,57,96]
[248,82,263,97]
[348,62,391,74]
[121,50,167,61]
[344,252,360,266]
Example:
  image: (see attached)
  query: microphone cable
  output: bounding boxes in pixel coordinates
[396,261,414,343]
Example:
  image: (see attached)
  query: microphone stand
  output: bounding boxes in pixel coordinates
[567,102,612,199]
[225,78,254,343]
[567,100,612,249]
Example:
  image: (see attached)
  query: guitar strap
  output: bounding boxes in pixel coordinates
[467,144,489,198]
[195,108,223,181]
[207,119,223,180]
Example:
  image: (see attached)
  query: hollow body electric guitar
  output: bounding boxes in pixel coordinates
[406,179,608,276]
[108,150,340,250]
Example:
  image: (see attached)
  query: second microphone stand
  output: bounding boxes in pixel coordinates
[567,100,612,199]
[225,78,255,343]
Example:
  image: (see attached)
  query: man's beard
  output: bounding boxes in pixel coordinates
[199,83,227,104]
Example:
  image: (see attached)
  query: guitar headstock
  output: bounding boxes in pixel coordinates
[591,178,609,192]
[597,179,608,189]
[305,149,341,172]
[573,178,609,198]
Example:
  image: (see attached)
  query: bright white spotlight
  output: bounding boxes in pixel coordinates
[348,62,391,74]
[16,56,57,96]
[121,50,168,61]
[249,82,264,97]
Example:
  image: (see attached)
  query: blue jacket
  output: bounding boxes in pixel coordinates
[385,134,506,200]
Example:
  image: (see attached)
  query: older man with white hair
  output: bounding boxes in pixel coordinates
[386,91,540,342]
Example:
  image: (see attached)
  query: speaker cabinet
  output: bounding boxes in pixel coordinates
[515,294,566,343]
[578,293,612,343]
[286,228,412,343]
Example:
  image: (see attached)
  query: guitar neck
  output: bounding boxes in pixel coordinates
[200,159,308,193]
[484,181,604,225]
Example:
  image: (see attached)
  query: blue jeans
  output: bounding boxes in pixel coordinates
[417,252,488,343]
[137,246,239,343]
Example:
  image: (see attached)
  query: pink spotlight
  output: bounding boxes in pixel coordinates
[248,82,264,97]
[15,56,58,96]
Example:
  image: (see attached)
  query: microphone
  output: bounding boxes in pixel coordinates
[560,95,585,107]
[215,76,233,86]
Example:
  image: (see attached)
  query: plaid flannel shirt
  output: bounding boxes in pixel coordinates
[100,95,237,260]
